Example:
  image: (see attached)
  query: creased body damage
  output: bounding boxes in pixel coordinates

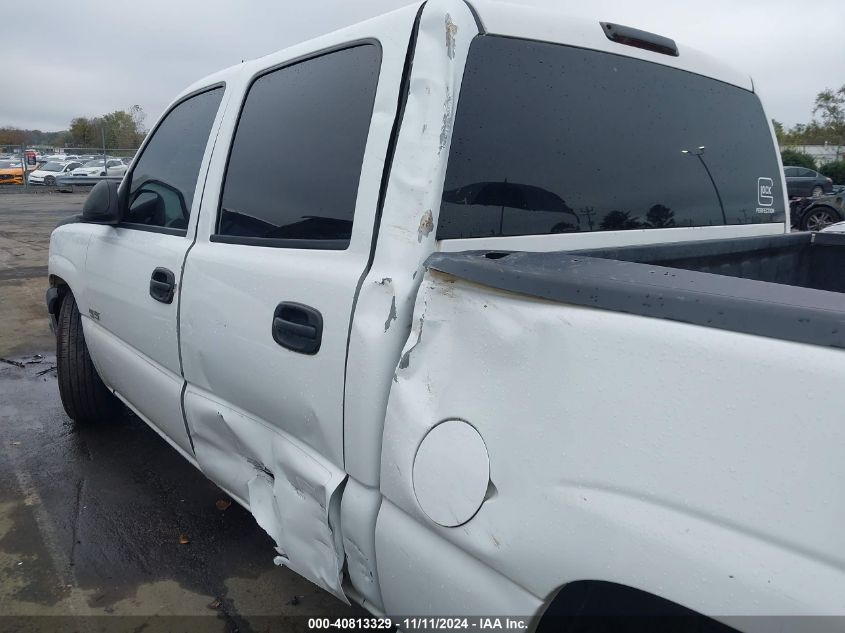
[381,267,845,617]
[185,390,348,601]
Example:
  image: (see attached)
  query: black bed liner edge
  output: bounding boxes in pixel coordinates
[425,233,845,350]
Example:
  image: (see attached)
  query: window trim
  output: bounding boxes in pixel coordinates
[212,39,382,250]
[117,223,188,237]
[210,234,349,250]
[117,82,225,236]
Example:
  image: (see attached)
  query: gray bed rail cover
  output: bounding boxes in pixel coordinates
[425,233,845,350]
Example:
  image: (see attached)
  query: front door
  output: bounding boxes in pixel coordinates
[83,86,226,456]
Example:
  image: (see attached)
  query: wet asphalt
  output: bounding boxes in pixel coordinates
[0,192,358,631]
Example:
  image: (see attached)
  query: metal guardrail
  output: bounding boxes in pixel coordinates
[55,174,123,189]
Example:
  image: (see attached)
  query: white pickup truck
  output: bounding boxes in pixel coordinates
[46,0,845,628]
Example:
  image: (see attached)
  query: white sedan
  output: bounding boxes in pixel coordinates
[70,159,128,178]
[27,161,83,186]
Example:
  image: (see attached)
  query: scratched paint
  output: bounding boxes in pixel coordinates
[417,210,434,243]
[445,14,458,59]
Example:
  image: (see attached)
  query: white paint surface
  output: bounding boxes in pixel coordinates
[413,420,490,527]
[381,269,845,617]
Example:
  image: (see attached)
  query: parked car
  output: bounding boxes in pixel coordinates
[0,160,24,185]
[70,159,128,178]
[46,0,841,627]
[790,193,844,231]
[808,196,845,232]
[793,194,844,231]
[783,165,833,197]
[27,160,82,185]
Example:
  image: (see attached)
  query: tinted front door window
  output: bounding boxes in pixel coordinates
[125,87,224,232]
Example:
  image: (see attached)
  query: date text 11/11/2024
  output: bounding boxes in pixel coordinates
[306,617,529,630]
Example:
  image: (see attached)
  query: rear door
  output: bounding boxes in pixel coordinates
[82,86,226,456]
[179,24,412,597]
[181,45,382,476]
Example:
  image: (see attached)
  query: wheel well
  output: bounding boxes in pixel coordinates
[48,275,71,314]
[536,580,735,632]
[802,205,840,226]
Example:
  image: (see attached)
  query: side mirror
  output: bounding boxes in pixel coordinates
[81,180,123,225]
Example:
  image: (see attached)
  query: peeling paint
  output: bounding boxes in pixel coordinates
[396,316,425,374]
[417,210,434,243]
[445,14,458,59]
[439,87,453,153]
[376,277,392,286]
[384,296,397,332]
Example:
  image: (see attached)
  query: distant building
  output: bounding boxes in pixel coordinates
[780,144,844,167]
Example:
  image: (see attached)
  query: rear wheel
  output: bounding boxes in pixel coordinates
[801,206,839,231]
[56,292,122,423]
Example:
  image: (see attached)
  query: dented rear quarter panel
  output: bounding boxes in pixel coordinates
[380,269,845,619]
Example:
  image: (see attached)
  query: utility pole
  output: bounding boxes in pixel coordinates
[101,127,107,173]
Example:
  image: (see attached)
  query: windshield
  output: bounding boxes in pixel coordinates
[83,160,105,167]
[41,162,64,172]
[0,161,21,169]
[438,36,785,239]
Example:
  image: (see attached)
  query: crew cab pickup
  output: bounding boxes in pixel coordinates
[46,0,845,627]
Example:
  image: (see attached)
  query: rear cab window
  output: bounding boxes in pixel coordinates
[437,36,785,240]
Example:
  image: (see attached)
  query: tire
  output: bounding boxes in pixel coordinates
[44,175,56,186]
[801,206,840,231]
[56,292,122,423]
[811,185,824,197]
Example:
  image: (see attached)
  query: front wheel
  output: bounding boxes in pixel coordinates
[801,206,840,231]
[56,292,122,423]
[44,175,56,186]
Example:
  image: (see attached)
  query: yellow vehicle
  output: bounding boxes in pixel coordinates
[0,160,24,185]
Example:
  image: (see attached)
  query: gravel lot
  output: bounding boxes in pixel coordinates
[0,192,356,630]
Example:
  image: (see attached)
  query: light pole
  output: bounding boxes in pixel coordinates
[101,127,107,173]
[682,146,726,225]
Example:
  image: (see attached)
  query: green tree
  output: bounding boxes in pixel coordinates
[65,107,146,151]
[68,117,100,147]
[0,127,27,146]
[819,160,845,185]
[772,119,784,142]
[781,148,817,169]
[813,85,845,144]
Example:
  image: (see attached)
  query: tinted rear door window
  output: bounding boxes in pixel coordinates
[438,36,785,239]
[216,44,381,249]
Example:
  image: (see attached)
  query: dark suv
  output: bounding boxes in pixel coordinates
[783,166,833,198]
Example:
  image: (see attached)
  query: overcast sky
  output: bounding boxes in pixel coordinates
[2,0,842,132]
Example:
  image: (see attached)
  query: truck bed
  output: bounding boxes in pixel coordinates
[425,232,845,349]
